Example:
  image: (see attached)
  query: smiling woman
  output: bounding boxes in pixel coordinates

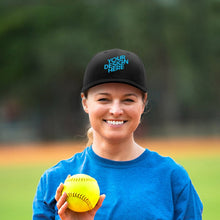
[33,49,203,220]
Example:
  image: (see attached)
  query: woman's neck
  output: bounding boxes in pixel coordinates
[92,135,145,161]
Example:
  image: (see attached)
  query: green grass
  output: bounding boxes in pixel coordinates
[0,156,219,219]
[0,164,50,220]
[176,156,220,220]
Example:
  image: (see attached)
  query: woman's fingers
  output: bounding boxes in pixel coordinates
[57,194,69,216]
[55,174,71,202]
[57,191,67,210]
[55,183,70,218]
[55,183,64,202]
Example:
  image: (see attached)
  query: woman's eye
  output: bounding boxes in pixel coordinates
[98,98,109,102]
[124,99,134,102]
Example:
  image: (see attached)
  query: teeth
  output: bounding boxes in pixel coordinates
[106,120,124,125]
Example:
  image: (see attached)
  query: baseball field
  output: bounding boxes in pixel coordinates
[0,137,219,219]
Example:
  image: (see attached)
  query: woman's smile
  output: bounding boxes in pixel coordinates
[104,119,127,126]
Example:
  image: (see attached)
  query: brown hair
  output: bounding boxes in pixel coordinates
[86,127,93,147]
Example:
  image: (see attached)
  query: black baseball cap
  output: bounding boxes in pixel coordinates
[81,48,147,93]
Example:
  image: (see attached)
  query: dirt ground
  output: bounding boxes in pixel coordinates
[0,137,219,166]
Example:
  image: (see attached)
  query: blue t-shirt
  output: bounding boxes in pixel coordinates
[33,146,203,219]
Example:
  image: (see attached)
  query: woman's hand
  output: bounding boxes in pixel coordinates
[55,182,105,220]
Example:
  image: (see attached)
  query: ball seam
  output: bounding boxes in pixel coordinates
[67,192,93,210]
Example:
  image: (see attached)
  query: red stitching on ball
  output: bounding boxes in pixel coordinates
[67,192,93,209]
[68,177,94,182]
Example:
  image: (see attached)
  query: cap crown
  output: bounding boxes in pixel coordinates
[82,48,147,92]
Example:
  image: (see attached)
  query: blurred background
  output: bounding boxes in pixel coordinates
[0,2,220,220]
[0,0,219,143]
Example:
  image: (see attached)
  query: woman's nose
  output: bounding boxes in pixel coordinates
[109,101,123,117]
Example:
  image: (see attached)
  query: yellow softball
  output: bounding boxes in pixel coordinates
[62,174,100,212]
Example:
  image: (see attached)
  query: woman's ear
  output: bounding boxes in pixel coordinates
[142,93,148,113]
[81,93,88,113]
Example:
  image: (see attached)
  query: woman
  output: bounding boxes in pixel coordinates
[33,48,203,219]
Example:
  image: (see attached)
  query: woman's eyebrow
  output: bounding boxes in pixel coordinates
[95,93,110,96]
[124,93,138,97]
[94,92,138,97]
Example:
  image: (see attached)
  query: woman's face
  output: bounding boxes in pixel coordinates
[81,83,147,143]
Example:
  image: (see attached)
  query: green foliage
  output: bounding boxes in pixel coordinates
[0,1,219,140]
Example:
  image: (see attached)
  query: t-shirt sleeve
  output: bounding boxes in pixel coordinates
[32,173,57,220]
[172,165,203,220]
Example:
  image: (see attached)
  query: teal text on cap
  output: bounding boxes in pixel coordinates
[104,55,129,73]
